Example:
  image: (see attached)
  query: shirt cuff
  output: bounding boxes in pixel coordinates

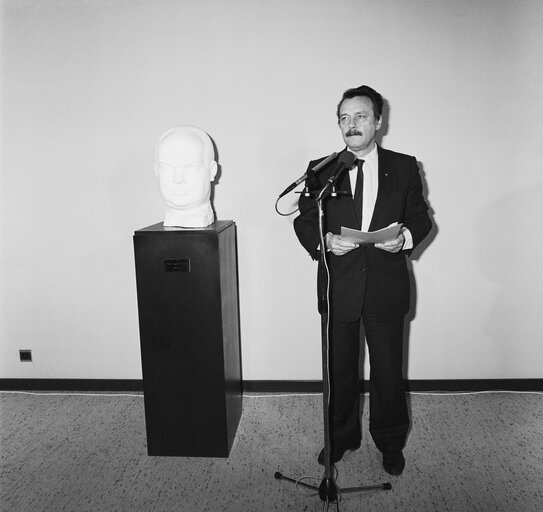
[324,232,333,252]
[402,227,413,250]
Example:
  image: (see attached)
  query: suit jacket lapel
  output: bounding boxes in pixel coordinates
[369,145,392,231]
[336,159,358,229]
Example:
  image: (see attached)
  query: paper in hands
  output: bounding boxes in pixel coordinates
[341,222,403,245]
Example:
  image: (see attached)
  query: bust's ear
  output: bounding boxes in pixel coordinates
[154,162,159,176]
[210,161,218,181]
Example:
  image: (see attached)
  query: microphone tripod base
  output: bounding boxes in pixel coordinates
[274,470,391,504]
[318,476,339,502]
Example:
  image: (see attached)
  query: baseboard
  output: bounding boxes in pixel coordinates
[243,379,543,393]
[0,378,541,393]
[0,379,144,392]
[405,379,543,392]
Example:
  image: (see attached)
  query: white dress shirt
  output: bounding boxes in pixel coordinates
[346,145,413,250]
[347,144,379,232]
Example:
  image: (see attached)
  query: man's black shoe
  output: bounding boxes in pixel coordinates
[317,443,360,465]
[382,451,405,476]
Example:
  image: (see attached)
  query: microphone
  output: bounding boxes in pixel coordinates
[278,152,338,198]
[325,151,356,189]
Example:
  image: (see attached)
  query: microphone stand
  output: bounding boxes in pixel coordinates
[275,179,391,507]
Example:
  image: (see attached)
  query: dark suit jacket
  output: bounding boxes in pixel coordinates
[294,145,432,322]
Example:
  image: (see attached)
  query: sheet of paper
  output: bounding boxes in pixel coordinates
[341,222,403,245]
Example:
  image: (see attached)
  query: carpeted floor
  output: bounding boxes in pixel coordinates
[1,391,542,511]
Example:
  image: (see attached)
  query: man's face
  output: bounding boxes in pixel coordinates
[156,135,216,211]
[338,96,382,155]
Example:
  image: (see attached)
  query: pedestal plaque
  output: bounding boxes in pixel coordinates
[134,220,242,457]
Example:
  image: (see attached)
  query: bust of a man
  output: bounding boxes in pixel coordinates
[154,125,218,228]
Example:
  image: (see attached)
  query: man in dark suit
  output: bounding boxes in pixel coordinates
[294,85,432,476]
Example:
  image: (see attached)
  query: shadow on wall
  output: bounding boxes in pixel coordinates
[209,135,222,221]
[403,159,438,378]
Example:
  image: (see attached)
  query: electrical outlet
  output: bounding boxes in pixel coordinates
[19,350,32,362]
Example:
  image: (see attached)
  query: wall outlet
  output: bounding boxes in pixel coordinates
[19,350,32,362]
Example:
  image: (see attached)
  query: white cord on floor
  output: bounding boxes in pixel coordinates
[0,390,542,397]
[244,390,543,397]
[0,391,143,397]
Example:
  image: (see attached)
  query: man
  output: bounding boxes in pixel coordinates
[294,85,432,476]
[154,125,218,228]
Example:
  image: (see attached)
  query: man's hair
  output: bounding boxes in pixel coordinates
[336,85,384,121]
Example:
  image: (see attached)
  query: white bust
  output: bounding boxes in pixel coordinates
[154,125,218,228]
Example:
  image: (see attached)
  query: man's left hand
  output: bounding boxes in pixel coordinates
[375,232,405,253]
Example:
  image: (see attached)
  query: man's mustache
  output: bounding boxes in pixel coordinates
[346,129,362,137]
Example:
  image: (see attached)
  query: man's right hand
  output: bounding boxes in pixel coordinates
[325,233,359,256]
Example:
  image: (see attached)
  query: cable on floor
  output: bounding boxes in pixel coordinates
[244,390,543,397]
[1,390,542,397]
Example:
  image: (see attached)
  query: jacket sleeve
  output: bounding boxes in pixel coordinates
[403,157,432,252]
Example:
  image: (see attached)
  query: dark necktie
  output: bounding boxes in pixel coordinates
[354,159,364,225]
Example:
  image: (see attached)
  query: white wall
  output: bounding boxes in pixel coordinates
[1,0,542,380]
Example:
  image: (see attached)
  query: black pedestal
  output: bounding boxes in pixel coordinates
[133,220,242,457]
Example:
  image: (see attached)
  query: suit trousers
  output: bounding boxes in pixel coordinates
[329,315,409,455]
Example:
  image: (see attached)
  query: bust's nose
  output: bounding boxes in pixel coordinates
[173,166,186,184]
